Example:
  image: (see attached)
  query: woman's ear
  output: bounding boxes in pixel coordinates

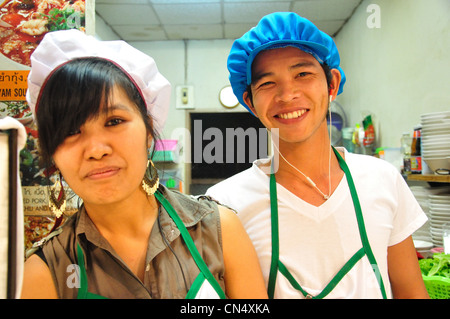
[243,91,258,117]
[146,115,154,148]
[147,134,153,149]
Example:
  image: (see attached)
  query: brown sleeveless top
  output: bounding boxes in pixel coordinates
[27,186,225,298]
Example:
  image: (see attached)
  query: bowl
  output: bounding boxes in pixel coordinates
[424,157,450,172]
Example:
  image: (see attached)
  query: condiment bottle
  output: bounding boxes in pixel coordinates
[401,132,412,175]
[410,126,422,174]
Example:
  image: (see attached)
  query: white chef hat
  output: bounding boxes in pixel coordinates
[26,29,171,132]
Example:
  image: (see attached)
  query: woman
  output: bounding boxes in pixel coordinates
[21,30,267,299]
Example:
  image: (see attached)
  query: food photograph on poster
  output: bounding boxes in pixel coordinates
[0,0,85,66]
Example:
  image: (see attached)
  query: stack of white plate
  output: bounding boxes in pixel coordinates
[429,193,450,246]
[420,111,450,173]
[410,186,450,243]
[410,186,431,241]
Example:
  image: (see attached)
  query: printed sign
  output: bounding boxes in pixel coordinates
[0,70,29,101]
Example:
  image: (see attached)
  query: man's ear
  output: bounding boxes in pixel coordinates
[243,91,258,117]
[329,69,342,100]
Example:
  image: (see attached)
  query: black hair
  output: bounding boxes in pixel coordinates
[35,57,159,168]
[245,62,334,108]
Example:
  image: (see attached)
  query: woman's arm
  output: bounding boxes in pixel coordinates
[387,235,429,299]
[218,205,268,299]
[21,254,59,299]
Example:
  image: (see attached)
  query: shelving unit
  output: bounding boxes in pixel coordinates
[407,174,450,184]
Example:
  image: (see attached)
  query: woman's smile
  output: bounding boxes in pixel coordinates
[85,166,121,180]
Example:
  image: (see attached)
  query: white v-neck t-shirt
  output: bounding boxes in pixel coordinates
[206,147,427,299]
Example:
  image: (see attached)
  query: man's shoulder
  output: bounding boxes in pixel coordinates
[207,165,260,194]
[346,150,399,174]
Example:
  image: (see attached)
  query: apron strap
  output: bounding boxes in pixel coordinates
[268,172,279,299]
[76,243,88,299]
[278,248,366,299]
[154,191,226,299]
[185,272,206,299]
[332,148,387,299]
[76,243,108,299]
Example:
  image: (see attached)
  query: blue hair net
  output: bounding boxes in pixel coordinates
[228,12,346,112]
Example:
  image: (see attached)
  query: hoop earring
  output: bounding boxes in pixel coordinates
[142,160,159,196]
[49,171,66,218]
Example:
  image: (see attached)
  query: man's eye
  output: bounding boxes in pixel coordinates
[257,81,274,89]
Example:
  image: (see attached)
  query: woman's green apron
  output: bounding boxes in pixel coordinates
[76,190,226,299]
[267,147,387,299]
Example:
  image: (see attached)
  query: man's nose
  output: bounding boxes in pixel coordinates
[275,80,300,103]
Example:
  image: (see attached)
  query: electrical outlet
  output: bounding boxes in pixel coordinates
[176,85,194,109]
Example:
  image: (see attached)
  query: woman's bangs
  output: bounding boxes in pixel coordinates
[56,62,113,138]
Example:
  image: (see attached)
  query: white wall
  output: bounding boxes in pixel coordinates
[334,0,450,148]
[130,39,248,141]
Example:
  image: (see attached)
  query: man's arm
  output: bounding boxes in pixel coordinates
[387,235,429,298]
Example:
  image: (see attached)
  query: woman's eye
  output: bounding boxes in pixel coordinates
[106,118,123,126]
[67,129,80,136]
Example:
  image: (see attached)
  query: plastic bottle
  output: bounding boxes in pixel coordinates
[400,132,412,175]
[352,123,364,154]
[362,115,375,147]
[342,127,355,153]
[362,114,375,155]
[410,126,422,174]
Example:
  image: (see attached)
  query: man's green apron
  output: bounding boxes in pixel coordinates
[267,147,387,299]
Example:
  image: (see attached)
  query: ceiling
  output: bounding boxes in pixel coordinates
[95,0,363,42]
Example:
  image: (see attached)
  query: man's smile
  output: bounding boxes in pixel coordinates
[276,109,308,120]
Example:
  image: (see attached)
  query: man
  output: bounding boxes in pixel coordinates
[206,12,428,299]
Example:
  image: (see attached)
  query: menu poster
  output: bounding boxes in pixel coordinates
[1,0,94,250]
[0,0,92,67]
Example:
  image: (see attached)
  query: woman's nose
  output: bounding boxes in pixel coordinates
[82,132,112,160]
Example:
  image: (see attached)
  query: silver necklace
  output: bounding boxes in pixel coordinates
[273,142,331,200]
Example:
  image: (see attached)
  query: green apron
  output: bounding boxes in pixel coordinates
[267,147,387,299]
[76,190,226,299]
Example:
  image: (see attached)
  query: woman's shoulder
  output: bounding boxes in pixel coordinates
[25,213,78,261]
[158,185,221,226]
